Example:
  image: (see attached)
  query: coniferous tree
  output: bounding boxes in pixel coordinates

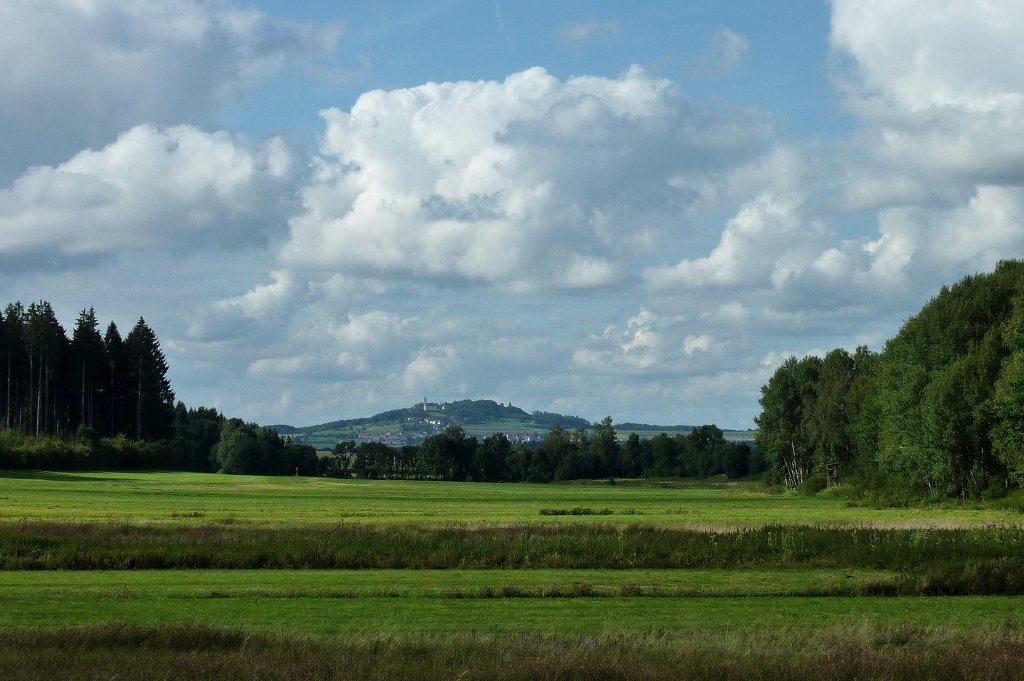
[0,304,27,430]
[24,302,69,436]
[104,322,129,437]
[70,308,106,431]
[125,318,175,441]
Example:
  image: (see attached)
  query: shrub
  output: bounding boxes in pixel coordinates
[798,474,827,496]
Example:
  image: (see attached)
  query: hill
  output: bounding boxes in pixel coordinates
[277,399,591,449]
[274,400,754,450]
[614,423,757,443]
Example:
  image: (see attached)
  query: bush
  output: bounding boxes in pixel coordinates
[818,483,861,501]
[798,474,828,496]
[0,428,175,471]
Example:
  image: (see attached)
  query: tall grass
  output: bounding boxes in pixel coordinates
[2,522,1023,571]
[4,624,1024,681]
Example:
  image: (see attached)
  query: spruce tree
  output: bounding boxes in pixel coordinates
[103,322,129,437]
[70,308,106,431]
[2,303,27,431]
[125,318,175,441]
[24,302,69,436]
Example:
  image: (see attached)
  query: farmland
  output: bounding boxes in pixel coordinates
[3,471,1024,679]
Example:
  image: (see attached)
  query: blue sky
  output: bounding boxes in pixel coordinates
[2,1,1023,428]
[223,2,842,148]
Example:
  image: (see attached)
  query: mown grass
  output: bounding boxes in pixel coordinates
[0,567,909,599]
[3,594,1024,634]
[0,470,1016,527]
[6,624,1024,680]
[7,566,1024,600]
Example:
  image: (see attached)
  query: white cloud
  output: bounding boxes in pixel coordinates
[222,271,301,319]
[402,345,461,392]
[705,302,750,325]
[0,125,304,269]
[831,0,1024,114]
[865,186,1024,281]
[248,356,319,379]
[760,351,790,369]
[829,172,931,213]
[683,334,715,355]
[686,27,750,77]
[206,5,1024,427]
[644,192,817,289]
[573,308,732,377]
[831,0,1024,183]
[0,0,341,180]
[281,65,774,291]
[331,311,410,346]
[812,248,851,279]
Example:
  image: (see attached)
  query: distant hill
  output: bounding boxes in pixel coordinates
[284,399,544,433]
[270,400,755,449]
[614,422,695,432]
[272,399,592,449]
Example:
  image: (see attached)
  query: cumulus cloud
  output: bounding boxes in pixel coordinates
[683,334,715,356]
[403,345,462,392]
[572,308,734,377]
[829,171,932,213]
[703,302,750,325]
[831,0,1024,183]
[0,0,341,180]
[282,66,774,291]
[865,186,1024,282]
[645,192,822,289]
[0,125,304,270]
[815,1,1024,296]
[222,270,302,319]
[206,5,1024,426]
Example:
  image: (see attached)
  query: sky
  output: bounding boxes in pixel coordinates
[2,1,1024,429]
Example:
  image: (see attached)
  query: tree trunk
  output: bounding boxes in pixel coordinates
[136,356,143,440]
[4,349,10,430]
[35,351,42,436]
[80,362,86,429]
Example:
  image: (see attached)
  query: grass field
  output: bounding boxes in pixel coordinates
[5,590,1024,634]
[0,567,902,599]
[0,470,1016,526]
[3,469,1024,679]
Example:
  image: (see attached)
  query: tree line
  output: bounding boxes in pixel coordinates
[0,300,761,483]
[319,419,765,482]
[756,259,1024,500]
[0,302,174,442]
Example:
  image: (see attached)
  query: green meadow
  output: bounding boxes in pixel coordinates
[0,470,1015,526]
[5,590,1024,635]
[3,470,1024,679]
